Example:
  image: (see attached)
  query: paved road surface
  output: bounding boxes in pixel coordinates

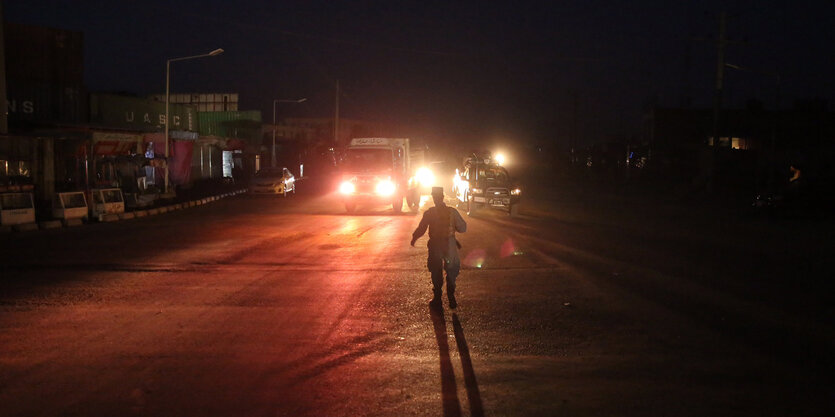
[1,179,833,416]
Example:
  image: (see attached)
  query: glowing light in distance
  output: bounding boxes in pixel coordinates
[419,195,430,207]
[495,153,506,166]
[339,181,356,194]
[511,188,521,196]
[416,167,435,187]
[375,180,396,196]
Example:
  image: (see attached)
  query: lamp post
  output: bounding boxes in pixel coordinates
[164,48,224,195]
[272,98,307,167]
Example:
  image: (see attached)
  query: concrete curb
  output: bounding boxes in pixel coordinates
[64,218,84,227]
[1,188,246,234]
[13,223,39,232]
[100,214,119,222]
[39,220,63,230]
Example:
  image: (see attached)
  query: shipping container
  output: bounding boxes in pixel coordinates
[90,93,198,132]
[6,80,85,124]
[197,111,262,139]
[147,93,238,111]
[4,23,83,85]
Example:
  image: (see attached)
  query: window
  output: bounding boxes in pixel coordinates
[103,189,123,203]
[343,149,392,172]
[61,193,87,208]
[1,193,33,210]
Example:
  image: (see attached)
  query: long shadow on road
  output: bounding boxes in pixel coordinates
[430,307,484,417]
[452,313,484,417]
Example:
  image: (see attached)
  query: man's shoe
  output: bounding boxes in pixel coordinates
[448,294,458,309]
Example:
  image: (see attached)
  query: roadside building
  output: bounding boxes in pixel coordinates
[149,93,239,112]
[196,110,262,183]
[88,93,200,193]
[641,102,835,191]
[1,23,85,210]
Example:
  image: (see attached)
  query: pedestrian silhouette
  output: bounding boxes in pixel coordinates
[411,187,467,308]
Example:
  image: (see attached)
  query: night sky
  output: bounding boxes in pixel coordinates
[6,0,835,148]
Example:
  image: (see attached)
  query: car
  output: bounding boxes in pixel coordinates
[251,167,296,197]
[453,153,521,216]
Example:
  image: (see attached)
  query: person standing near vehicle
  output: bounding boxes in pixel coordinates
[411,187,467,309]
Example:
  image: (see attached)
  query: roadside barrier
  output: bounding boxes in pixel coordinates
[0,188,248,234]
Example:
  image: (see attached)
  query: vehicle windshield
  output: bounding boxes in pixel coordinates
[255,168,284,178]
[476,166,510,184]
[343,149,392,173]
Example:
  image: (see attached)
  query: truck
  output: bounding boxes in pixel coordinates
[338,138,426,213]
[453,152,522,217]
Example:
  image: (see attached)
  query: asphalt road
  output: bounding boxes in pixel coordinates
[1,177,833,416]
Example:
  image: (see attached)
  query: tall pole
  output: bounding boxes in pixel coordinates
[711,11,728,149]
[708,11,728,192]
[164,59,171,194]
[163,49,224,196]
[0,0,8,135]
[334,80,340,146]
[271,98,306,169]
[272,99,277,168]
[571,91,578,166]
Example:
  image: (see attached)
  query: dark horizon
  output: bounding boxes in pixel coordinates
[5,1,835,147]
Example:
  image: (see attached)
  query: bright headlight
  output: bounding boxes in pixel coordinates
[495,153,506,165]
[511,188,521,196]
[339,181,356,194]
[416,167,435,187]
[375,180,396,196]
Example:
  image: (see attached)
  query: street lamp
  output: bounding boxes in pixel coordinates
[164,48,224,195]
[272,98,307,167]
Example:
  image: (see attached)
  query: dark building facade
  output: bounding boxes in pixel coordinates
[642,103,835,191]
[4,23,85,125]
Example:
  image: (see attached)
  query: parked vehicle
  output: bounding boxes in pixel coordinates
[89,188,125,220]
[0,192,36,226]
[52,191,89,222]
[251,167,296,197]
[453,152,521,216]
[338,138,427,213]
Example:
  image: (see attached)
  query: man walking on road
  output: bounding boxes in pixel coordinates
[411,187,467,309]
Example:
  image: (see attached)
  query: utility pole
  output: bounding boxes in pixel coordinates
[0,0,9,134]
[570,91,579,166]
[705,11,734,192]
[272,100,278,168]
[334,80,340,146]
[711,11,728,150]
